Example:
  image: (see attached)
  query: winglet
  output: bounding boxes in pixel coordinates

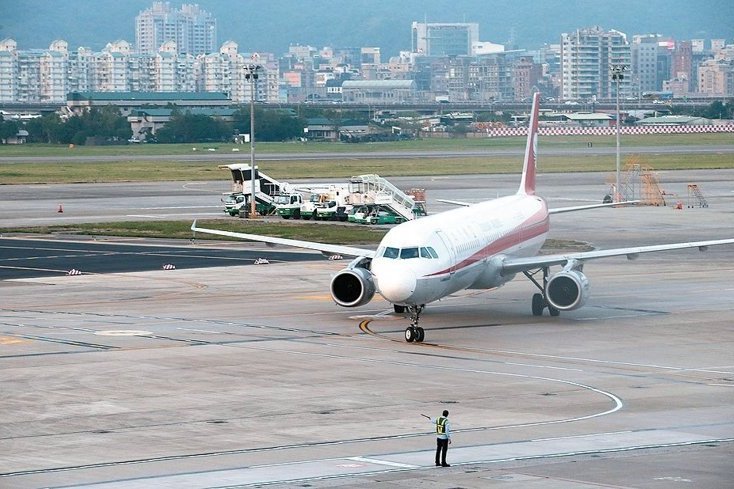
[191,219,197,231]
[518,92,541,195]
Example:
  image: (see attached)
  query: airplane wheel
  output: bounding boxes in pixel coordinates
[394,304,406,314]
[404,327,416,342]
[548,305,560,317]
[532,293,544,316]
[416,327,425,343]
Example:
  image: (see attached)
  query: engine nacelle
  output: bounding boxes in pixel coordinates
[546,269,590,311]
[330,266,376,307]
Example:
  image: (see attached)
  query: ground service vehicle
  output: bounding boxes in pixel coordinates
[275,193,303,219]
[223,193,274,217]
[299,194,321,220]
[315,200,338,220]
[315,201,352,221]
[365,208,406,225]
[223,193,246,216]
[347,205,369,223]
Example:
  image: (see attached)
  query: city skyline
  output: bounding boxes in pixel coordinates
[2,0,733,56]
[2,3,733,106]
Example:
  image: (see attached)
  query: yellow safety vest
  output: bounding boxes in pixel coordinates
[436,417,447,435]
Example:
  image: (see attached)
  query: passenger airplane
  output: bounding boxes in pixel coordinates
[192,92,734,343]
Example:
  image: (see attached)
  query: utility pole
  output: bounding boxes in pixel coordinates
[611,64,628,202]
[244,62,261,217]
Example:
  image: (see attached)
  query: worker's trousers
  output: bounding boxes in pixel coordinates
[435,438,448,465]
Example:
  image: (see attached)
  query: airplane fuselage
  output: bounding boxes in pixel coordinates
[371,193,549,306]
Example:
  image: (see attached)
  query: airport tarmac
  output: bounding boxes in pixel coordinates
[1,172,734,488]
[2,168,734,229]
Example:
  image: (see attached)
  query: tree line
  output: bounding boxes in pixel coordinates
[3,100,732,145]
[0,117,21,143]
[14,105,311,145]
[671,100,733,120]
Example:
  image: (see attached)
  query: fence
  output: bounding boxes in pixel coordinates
[473,124,734,138]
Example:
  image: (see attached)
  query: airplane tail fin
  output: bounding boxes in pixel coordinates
[518,92,541,195]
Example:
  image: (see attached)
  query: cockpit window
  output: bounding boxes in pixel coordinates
[381,246,437,259]
[400,247,419,259]
[382,247,399,259]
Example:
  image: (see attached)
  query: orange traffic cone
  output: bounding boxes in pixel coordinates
[57,203,63,213]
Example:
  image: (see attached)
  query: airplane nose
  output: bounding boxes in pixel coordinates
[376,267,417,303]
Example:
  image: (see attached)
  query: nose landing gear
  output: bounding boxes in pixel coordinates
[404,305,425,342]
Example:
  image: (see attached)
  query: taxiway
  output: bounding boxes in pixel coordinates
[1,172,733,488]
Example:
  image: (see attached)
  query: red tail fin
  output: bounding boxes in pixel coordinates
[519,92,541,195]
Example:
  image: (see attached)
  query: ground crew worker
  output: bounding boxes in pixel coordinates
[422,410,451,466]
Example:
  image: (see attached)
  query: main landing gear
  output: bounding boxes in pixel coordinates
[402,305,425,343]
[523,267,560,317]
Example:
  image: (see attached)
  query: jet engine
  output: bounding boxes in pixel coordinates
[545,269,590,311]
[330,265,376,307]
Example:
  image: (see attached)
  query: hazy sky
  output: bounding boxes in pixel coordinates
[2,0,732,56]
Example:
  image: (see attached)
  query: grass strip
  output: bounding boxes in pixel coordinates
[2,152,732,184]
[2,219,388,244]
[1,133,732,157]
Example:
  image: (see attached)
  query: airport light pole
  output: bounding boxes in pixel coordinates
[611,64,627,203]
[244,63,262,217]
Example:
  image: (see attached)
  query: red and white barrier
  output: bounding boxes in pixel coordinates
[478,124,734,138]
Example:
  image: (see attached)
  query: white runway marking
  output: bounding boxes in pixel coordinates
[63,432,734,488]
[347,456,418,468]
[94,330,152,336]
[126,212,215,218]
[137,205,220,210]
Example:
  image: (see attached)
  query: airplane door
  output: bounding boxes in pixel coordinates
[436,230,457,281]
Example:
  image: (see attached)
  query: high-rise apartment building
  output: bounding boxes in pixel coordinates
[197,42,278,103]
[68,47,94,93]
[136,2,216,55]
[698,58,734,96]
[40,41,69,102]
[560,26,631,101]
[360,47,381,80]
[412,22,479,56]
[632,34,666,94]
[0,39,71,103]
[411,53,511,102]
[671,40,693,92]
[513,56,542,101]
[0,39,19,103]
[94,41,133,92]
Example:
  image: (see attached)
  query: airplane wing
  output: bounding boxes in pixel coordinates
[549,201,640,214]
[436,198,472,207]
[190,221,376,258]
[438,199,639,212]
[501,238,734,275]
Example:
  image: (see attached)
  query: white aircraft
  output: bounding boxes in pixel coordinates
[192,93,734,343]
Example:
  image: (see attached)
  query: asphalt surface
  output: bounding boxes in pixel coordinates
[2,169,733,229]
[1,144,734,163]
[0,238,321,281]
[1,169,734,488]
